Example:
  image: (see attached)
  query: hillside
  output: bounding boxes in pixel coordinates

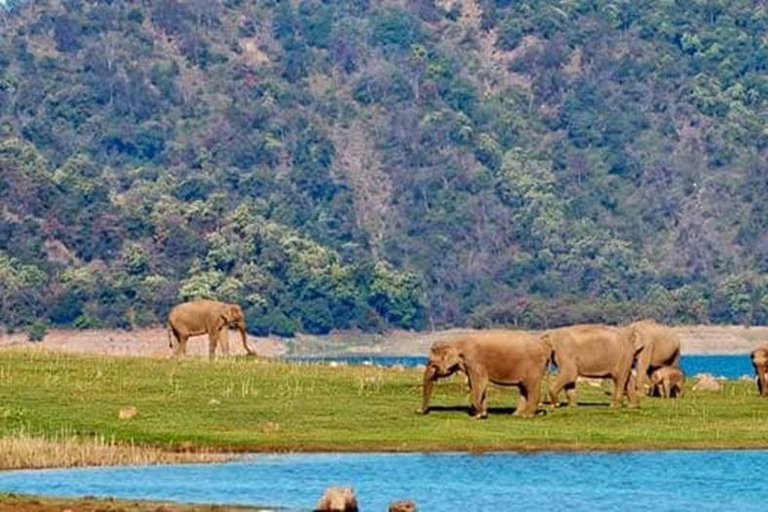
[1,0,768,335]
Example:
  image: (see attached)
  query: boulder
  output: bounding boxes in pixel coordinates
[692,374,721,391]
[118,406,138,420]
[389,500,418,512]
[314,487,358,512]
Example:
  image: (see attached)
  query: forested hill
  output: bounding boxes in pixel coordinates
[2,0,768,336]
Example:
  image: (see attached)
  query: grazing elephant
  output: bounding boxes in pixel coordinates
[544,324,641,408]
[168,299,254,360]
[751,344,768,397]
[420,330,551,418]
[628,320,681,393]
[649,366,685,398]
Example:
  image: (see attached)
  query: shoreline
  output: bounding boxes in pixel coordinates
[1,324,767,358]
[0,493,276,512]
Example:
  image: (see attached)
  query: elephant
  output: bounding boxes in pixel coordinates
[167,299,254,360]
[649,366,685,398]
[628,320,681,394]
[751,344,768,397]
[544,324,641,408]
[420,330,551,418]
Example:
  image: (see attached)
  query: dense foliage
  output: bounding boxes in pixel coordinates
[2,0,768,334]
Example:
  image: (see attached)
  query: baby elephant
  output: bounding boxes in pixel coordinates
[420,330,551,418]
[649,366,685,398]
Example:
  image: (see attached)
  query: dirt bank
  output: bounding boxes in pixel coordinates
[0,494,273,512]
[1,325,766,357]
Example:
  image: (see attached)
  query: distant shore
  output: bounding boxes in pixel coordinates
[1,324,766,359]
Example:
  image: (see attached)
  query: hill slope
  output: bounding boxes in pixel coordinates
[1,0,768,333]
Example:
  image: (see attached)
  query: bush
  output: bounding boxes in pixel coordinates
[27,321,47,342]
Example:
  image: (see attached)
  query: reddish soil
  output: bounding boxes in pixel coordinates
[0,495,269,512]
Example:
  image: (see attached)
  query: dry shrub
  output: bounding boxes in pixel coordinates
[0,432,230,470]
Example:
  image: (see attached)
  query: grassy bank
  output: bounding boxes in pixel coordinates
[1,350,767,460]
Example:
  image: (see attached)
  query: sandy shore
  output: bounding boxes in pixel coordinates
[0,324,766,358]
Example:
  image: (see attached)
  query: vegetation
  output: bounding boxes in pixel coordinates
[0,431,228,470]
[2,0,768,334]
[1,351,768,453]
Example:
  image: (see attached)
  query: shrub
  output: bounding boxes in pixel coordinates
[27,321,48,342]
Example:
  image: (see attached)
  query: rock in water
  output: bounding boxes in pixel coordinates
[118,406,138,420]
[314,487,358,512]
[389,500,418,512]
[692,374,721,391]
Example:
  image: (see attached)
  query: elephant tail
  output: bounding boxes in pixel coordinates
[167,325,176,349]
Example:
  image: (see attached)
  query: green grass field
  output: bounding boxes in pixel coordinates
[1,350,767,453]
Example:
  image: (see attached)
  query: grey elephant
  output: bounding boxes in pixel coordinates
[420,330,551,418]
[543,324,642,408]
[649,366,685,398]
[629,320,681,394]
[751,344,768,396]
[167,299,254,360]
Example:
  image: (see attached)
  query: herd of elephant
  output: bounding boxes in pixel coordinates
[420,321,685,418]
[165,299,768,417]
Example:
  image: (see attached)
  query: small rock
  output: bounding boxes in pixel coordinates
[415,364,426,372]
[208,399,221,406]
[391,364,405,372]
[740,375,756,381]
[389,500,418,512]
[328,361,339,368]
[118,406,138,420]
[362,361,373,367]
[692,374,721,392]
[315,486,358,512]
[262,421,280,434]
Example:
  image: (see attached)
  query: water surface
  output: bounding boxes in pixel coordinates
[288,354,754,379]
[1,451,766,511]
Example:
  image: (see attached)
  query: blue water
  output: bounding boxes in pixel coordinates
[288,354,753,379]
[1,451,767,511]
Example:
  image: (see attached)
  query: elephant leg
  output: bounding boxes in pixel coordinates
[662,378,671,399]
[521,378,541,417]
[635,350,652,394]
[219,327,230,356]
[469,371,489,419]
[207,330,219,360]
[564,383,577,407]
[420,366,437,414]
[611,371,631,408]
[549,364,576,407]
[175,333,189,356]
[763,370,768,397]
[513,385,528,417]
[625,375,639,407]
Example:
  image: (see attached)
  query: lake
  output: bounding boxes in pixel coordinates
[0,451,766,511]
[288,354,754,379]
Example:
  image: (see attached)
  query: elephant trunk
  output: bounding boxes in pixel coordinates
[239,325,255,355]
[421,365,438,414]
